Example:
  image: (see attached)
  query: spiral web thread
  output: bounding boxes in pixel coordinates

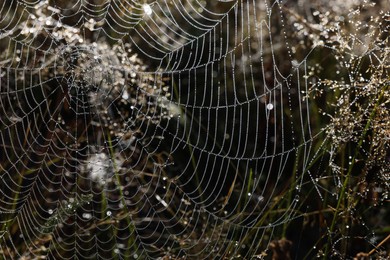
[1,0,387,259]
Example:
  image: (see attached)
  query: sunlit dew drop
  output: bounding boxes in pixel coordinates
[82,213,92,219]
[266,103,274,110]
[143,4,152,16]
[106,211,112,216]
[48,209,53,215]
[122,90,129,100]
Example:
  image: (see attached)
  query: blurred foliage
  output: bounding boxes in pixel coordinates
[0,0,389,259]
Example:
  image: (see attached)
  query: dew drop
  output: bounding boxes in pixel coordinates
[83,213,92,219]
[122,90,129,100]
[143,4,152,16]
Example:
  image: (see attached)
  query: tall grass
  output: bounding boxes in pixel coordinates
[0,0,389,259]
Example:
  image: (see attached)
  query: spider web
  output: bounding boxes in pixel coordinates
[1,0,387,259]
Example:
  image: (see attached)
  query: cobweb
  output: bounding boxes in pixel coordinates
[1,0,388,259]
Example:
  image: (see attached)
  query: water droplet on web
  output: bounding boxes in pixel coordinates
[291,60,300,68]
[122,90,129,100]
[83,213,92,219]
[266,103,274,110]
[143,4,152,16]
[106,211,112,216]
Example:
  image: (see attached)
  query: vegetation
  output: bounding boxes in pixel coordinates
[0,0,389,259]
